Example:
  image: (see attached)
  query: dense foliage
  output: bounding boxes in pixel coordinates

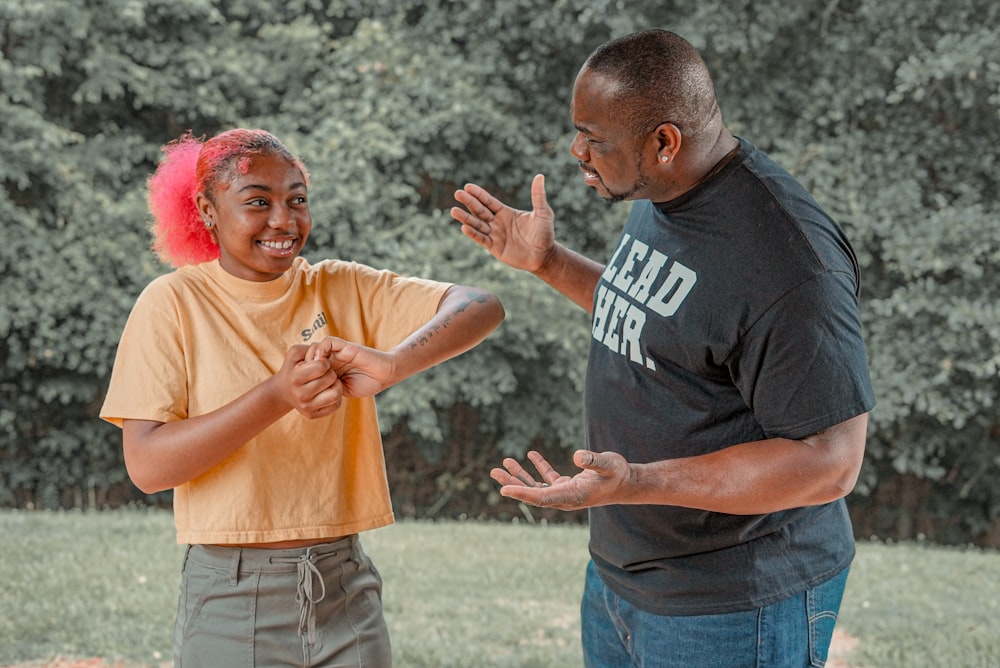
[2,0,997,544]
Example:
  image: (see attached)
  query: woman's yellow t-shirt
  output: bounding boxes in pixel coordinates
[101,257,450,545]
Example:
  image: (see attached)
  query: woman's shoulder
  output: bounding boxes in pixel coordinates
[294,256,389,285]
[294,257,448,296]
[132,263,217,306]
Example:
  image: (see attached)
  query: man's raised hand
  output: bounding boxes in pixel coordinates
[450,174,555,273]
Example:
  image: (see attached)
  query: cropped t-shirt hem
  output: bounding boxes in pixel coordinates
[176,512,395,545]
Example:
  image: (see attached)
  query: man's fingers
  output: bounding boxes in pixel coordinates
[491,467,541,489]
[449,203,486,228]
[574,449,601,469]
[529,173,548,212]
[493,451,571,486]
[500,457,541,487]
[574,450,625,480]
[490,467,515,485]
[460,183,505,214]
[451,207,492,242]
[526,450,563,483]
[453,186,497,220]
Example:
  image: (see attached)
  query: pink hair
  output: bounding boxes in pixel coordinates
[147,129,309,267]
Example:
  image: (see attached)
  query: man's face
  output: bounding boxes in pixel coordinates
[569,68,653,204]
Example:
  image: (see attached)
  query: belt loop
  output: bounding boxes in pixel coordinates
[229,548,241,587]
[349,535,362,568]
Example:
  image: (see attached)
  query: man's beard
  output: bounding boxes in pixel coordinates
[602,175,647,203]
[590,158,649,204]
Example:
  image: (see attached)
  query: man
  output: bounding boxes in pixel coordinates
[450,29,874,668]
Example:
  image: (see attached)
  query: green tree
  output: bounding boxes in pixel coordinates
[0,0,607,511]
[2,0,997,543]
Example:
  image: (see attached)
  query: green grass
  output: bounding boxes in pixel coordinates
[0,509,998,667]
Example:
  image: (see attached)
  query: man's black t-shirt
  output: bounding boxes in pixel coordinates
[584,138,876,615]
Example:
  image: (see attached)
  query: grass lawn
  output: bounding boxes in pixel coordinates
[0,508,997,667]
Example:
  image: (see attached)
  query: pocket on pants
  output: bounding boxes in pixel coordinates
[806,568,849,667]
[341,552,384,611]
[337,551,391,666]
[177,555,227,639]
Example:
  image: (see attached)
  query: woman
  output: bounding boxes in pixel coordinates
[101,128,504,666]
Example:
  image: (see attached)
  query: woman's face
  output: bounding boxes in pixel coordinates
[198,152,312,282]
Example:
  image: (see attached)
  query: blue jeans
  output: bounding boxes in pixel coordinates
[581,560,848,668]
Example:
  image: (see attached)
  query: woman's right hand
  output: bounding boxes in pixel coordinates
[274,344,344,419]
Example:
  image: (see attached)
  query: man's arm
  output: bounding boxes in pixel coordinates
[452,174,603,312]
[631,412,868,513]
[531,243,604,314]
[493,412,869,515]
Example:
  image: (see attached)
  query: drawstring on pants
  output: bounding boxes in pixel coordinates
[270,549,342,645]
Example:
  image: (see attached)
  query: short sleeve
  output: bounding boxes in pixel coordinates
[99,279,189,428]
[731,270,875,439]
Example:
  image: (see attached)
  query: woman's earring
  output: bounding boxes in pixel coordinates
[661,155,669,163]
[204,219,213,228]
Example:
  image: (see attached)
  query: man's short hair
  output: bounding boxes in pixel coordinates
[584,29,720,141]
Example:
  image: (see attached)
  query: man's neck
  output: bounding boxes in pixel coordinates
[651,129,740,204]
